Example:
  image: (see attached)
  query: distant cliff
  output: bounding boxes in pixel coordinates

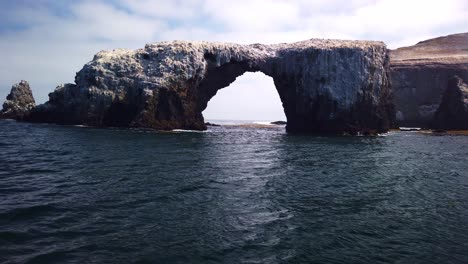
[16,38,394,134]
[431,76,468,130]
[390,33,468,127]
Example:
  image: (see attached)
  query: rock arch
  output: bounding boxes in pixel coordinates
[27,39,395,134]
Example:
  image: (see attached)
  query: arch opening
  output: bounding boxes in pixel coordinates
[202,72,286,123]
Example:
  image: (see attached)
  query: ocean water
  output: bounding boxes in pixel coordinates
[1,119,468,264]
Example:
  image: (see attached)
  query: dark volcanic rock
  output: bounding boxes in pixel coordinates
[0,80,36,120]
[28,83,82,124]
[390,33,468,127]
[205,122,220,127]
[25,39,394,134]
[431,76,468,130]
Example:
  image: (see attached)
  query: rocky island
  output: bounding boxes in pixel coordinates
[3,34,467,133]
[1,38,394,134]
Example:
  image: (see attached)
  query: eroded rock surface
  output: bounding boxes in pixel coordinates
[390,33,468,127]
[0,80,36,120]
[431,76,468,130]
[27,39,394,133]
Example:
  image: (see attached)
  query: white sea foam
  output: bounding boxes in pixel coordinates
[171,129,206,133]
[253,121,275,126]
[399,127,422,131]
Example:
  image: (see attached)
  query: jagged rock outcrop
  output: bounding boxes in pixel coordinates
[390,33,468,127]
[0,80,36,120]
[431,76,468,130]
[26,39,394,133]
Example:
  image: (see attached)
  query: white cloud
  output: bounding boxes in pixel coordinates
[118,0,203,20]
[203,0,301,31]
[71,2,167,41]
[0,0,466,120]
[311,0,468,47]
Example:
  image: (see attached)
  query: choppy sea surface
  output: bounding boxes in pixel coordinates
[1,119,468,264]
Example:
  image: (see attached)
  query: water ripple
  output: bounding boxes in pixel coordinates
[0,120,467,263]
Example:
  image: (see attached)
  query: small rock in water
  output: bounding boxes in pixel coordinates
[205,122,221,127]
[270,121,287,125]
[0,80,36,120]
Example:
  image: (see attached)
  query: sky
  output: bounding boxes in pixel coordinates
[0,0,466,121]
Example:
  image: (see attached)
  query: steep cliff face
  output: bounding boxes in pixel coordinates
[0,80,36,120]
[390,33,468,127]
[431,76,468,130]
[26,39,394,134]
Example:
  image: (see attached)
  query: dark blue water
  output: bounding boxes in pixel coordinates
[1,120,468,264]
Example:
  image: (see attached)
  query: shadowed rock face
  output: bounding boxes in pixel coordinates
[431,76,468,130]
[25,39,394,134]
[0,80,36,120]
[390,33,468,127]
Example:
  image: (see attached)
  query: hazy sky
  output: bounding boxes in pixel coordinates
[0,0,466,120]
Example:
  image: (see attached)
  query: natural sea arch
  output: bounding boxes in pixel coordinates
[202,72,286,121]
[190,47,393,134]
[193,59,299,131]
[27,40,394,134]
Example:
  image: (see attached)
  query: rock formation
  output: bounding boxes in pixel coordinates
[23,39,394,134]
[390,33,468,127]
[271,121,287,125]
[431,76,468,130]
[0,80,36,120]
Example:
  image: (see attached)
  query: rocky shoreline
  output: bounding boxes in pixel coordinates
[2,33,467,133]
